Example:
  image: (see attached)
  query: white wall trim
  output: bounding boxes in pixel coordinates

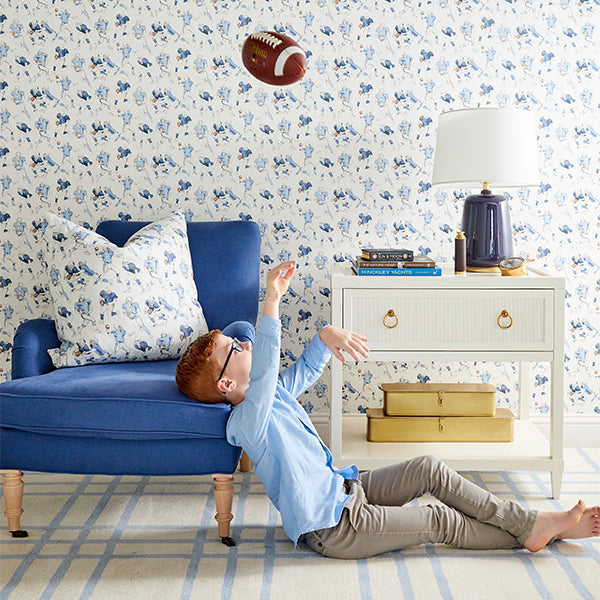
[531,415,600,448]
[310,414,600,448]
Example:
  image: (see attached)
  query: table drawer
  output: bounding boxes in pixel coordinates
[343,288,554,351]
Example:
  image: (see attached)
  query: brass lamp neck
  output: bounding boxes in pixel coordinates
[482,181,491,191]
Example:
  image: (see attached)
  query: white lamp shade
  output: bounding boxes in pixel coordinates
[431,107,540,188]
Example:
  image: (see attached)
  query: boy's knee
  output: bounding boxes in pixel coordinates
[411,455,446,480]
[415,454,442,470]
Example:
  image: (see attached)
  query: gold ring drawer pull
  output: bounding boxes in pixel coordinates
[383,309,398,329]
[497,310,513,329]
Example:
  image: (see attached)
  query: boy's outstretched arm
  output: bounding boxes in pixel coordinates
[227,261,297,448]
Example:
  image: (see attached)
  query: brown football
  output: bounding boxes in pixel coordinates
[241,31,306,86]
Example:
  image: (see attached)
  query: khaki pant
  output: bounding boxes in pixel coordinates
[303,455,537,559]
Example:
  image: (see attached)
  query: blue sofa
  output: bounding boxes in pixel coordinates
[0,219,261,544]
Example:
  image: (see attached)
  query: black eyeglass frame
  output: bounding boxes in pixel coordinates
[218,338,243,382]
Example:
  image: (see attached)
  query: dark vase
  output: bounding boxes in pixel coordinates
[461,189,514,269]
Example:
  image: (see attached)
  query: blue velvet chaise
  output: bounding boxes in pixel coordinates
[0,219,261,544]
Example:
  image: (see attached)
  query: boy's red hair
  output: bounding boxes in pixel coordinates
[176,330,225,403]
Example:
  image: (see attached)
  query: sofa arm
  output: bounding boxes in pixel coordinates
[12,318,58,379]
[221,320,256,344]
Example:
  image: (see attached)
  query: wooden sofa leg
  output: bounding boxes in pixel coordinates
[239,451,251,473]
[212,474,235,546]
[1,470,28,538]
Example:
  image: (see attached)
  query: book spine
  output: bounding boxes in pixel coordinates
[355,260,400,268]
[402,261,436,269]
[361,250,414,261]
[354,267,442,276]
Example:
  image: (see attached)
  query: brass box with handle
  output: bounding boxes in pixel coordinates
[382,383,497,417]
[366,408,514,443]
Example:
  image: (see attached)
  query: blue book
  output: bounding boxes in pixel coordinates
[352,266,442,276]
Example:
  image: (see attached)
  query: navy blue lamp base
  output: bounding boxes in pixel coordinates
[461,189,514,272]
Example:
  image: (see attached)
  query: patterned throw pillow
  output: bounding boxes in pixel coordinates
[43,211,208,368]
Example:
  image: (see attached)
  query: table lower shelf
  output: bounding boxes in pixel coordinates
[333,415,564,480]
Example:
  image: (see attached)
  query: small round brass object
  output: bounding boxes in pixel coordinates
[499,256,532,276]
[497,310,513,329]
[383,309,398,329]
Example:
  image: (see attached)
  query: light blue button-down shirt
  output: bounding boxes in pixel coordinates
[226,315,359,545]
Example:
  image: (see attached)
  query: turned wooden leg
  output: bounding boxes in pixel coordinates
[212,473,235,546]
[239,451,251,473]
[1,470,28,538]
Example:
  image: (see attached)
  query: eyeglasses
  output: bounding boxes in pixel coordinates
[218,338,244,382]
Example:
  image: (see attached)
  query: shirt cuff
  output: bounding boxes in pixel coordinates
[304,330,332,370]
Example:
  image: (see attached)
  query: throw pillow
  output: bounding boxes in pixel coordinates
[43,211,208,367]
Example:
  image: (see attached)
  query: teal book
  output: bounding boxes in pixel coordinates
[352,266,442,276]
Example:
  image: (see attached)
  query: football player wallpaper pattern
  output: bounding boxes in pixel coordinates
[0,0,598,418]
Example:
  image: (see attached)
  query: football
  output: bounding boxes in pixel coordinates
[241,31,307,86]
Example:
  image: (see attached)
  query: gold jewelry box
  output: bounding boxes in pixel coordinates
[382,383,497,417]
[366,408,514,443]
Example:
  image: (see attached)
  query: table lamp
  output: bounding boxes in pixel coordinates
[431,107,539,272]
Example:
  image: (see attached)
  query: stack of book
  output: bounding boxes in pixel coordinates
[366,383,514,442]
[352,248,441,276]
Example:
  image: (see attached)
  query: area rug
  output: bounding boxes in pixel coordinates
[2,448,599,600]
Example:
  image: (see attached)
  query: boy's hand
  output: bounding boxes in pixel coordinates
[263,260,297,318]
[319,326,369,363]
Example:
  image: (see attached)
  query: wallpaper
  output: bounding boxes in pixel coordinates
[1,0,599,418]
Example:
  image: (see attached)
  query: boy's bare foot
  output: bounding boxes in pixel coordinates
[524,500,585,552]
[556,505,600,542]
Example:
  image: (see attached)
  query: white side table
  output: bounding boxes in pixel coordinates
[330,264,565,499]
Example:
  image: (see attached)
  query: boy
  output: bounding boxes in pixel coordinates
[176,260,600,559]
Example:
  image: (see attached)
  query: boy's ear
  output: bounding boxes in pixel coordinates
[217,377,237,394]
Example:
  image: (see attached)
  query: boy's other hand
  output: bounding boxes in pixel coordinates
[319,326,369,364]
